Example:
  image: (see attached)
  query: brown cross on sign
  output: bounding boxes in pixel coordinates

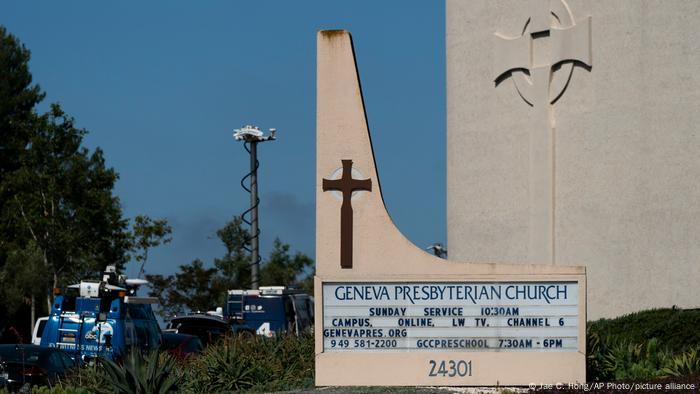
[322,160,372,269]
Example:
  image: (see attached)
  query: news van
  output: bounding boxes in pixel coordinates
[224,286,313,337]
[40,266,161,362]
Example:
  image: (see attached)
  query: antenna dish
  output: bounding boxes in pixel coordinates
[125,278,149,286]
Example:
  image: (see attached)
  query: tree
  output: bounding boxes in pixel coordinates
[0,241,45,335]
[0,26,44,181]
[0,27,130,326]
[1,104,130,316]
[260,239,314,293]
[147,259,223,317]
[143,274,175,317]
[213,217,250,291]
[132,215,172,278]
[147,217,247,316]
[147,217,315,315]
[0,25,45,292]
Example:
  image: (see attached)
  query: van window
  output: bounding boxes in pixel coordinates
[133,319,160,351]
[62,296,76,312]
[37,319,48,339]
[126,304,160,350]
[284,298,296,333]
[306,298,315,321]
[124,322,134,346]
[292,296,311,331]
[126,304,154,320]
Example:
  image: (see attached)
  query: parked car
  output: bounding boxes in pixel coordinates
[225,286,314,337]
[160,332,203,359]
[166,314,254,346]
[0,344,76,390]
[31,317,48,346]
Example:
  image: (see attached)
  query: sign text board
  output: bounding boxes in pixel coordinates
[323,282,578,353]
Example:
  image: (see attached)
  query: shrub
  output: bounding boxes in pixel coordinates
[182,332,314,393]
[29,387,91,394]
[588,308,700,353]
[61,361,109,393]
[587,308,700,381]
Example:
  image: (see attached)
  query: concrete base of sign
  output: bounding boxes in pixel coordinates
[316,346,583,386]
[315,30,586,386]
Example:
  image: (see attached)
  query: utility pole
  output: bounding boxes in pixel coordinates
[233,125,276,289]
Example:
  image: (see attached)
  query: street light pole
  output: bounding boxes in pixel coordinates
[234,125,276,290]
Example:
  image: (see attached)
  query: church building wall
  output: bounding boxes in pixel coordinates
[447,0,700,319]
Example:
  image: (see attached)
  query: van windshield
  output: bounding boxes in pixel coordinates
[127,304,161,350]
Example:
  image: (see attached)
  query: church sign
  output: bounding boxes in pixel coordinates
[314,30,586,386]
[323,282,579,353]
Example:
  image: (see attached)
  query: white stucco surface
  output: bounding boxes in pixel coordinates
[447,0,700,319]
[315,29,586,385]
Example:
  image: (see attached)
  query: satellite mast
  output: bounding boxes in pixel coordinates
[233,125,276,290]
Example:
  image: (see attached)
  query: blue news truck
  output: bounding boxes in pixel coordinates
[40,266,161,362]
[224,286,314,337]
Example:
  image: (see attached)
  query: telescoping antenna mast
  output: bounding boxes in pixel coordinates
[233,125,276,290]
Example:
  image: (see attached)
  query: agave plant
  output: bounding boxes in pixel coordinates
[661,347,700,377]
[183,338,254,393]
[183,333,315,393]
[598,337,688,380]
[101,350,180,394]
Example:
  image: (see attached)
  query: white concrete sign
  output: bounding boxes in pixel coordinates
[314,30,586,386]
[323,282,578,352]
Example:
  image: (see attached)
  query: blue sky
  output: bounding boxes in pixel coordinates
[2,1,446,279]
